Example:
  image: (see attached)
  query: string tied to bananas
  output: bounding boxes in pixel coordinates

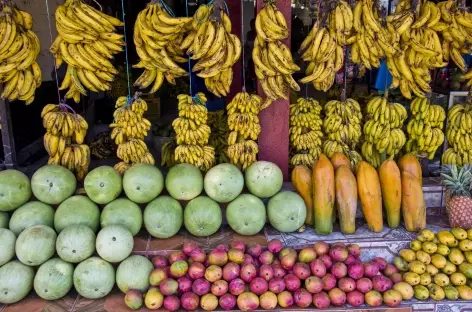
[157,0,175,17]
[120,0,132,100]
[58,102,77,115]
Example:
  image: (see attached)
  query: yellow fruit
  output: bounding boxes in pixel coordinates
[416,250,431,265]
[444,285,459,300]
[400,249,417,262]
[467,228,472,240]
[426,264,439,276]
[443,261,457,275]
[438,230,458,246]
[464,251,472,263]
[457,285,472,300]
[434,273,450,287]
[404,272,421,285]
[419,229,435,241]
[436,244,450,256]
[450,272,467,286]
[419,273,431,286]
[427,283,445,300]
[410,240,423,251]
[394,256,409,271]
[449,248,465,265]
[422,242,438,254]
[459,239,472,252]
[409,260,426,274]
[451,228,468,240]
[393,282,414,300]
[431,254,447,269]
[413,285,429,300]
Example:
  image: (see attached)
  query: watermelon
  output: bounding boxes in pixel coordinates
[123,164,164,203]
[54,195,100,233]
[165,163,203,200]
[0,261,35,304]
[84,166,122,204]
[31,165,76,205]
[226,194,266,236]
[0,212,8,228]
[15,225,57,266]
[34,258,74,300]
[116,255,153,293]
[184,196,222,237]
[245,161,283,198]
[0,229,16,266]
[73,257,115,299]
[267,191,306,233]
[96,225,133,263]
[9,201,54,236]
[144,196,183,239]
[101,198,142,236]
[56,225,96,263]
[0,169,31,211]
[204,163,244,203]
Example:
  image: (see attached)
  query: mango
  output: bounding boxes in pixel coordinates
[433,273,450,287]
[413,285,429,300]
[408,260,426,274]
[426,264,438,276]
[403,272,420,286]
[437,231,457,247]
[442,261,457,275]
[417,233,427,242]
[393,282,414,300]
[451,228,468,240]
[467,228,472,240]
[459,239,472,252]
[450,272,467,286]
[459,262,472,279]
[419,273,431,286]
[418,229,435,241]
[422,242,437,254]
[436,244,450,256]
[394,256,409,272]
[399,249,416,262]
[410,240,422,251]
[427,283,445,301]
[448,248,465,265]
[416,250,431,264]
[433,236,440,244]
[444,285,459,300]
[465,251,472,263]
[457,285,472,300]
[430,254,447,269]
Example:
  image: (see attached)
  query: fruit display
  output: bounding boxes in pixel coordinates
[110,95,154,174]
[289,97,323,167]
[0,4,41,104]
[41,104,90,181]
[291,165,313,225]
[405,97,446,159]
[50,0,124,102]
[441,165,472,228]
[160,139,177,168]
[253,2,300,109]
[133,2,191,93]
[362,95,408,168]
[207,110,228,164]
[173,93,215,170]
[443,101,472,165]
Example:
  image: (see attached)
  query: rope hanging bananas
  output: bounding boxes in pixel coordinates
[0,5,42,104]
[50,0,124,103]
[443,100,472,166]
[41,104,90,181]
[208,110,229,164]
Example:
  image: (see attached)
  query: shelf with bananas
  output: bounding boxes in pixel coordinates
[405,97,445,160]
[110,95,154,174]
[50,0,124,103]
[362,95,408,168]
[443,100,472,166]
[253,1,300,109]
[0,5,41,104]
[41,103,90,181]
[172,93,215,171]
[207,110,229,164]
[133,2,192,93]
[289,97,323,167]
[226,92,262,170]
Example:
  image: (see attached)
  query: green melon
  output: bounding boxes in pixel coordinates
[226,194,266,236]
[144,196,183,239]
[0,261,35,304]
[0,169,31,212]
[31,165,76,205]
[165,163,203,200]
[56,225,96,263]
[96,225,133,263]
[204,163,244,203]
[116,255,153,293]
[245,161,283,198]
[15,225,57,266]
[34,258,74,300]
[267,191,306,233]
[54,195,100,233]
[184,196,222,237]
[9,201,54,236]
[84,166,122,204]
[0,212,9,228]
[73,257,115,299]
[101,198,142,236]
[0,229,16,266]
[123,164,164,203]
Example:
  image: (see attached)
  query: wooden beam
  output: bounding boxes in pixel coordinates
[226,0,242,101]
[0,98,17,169]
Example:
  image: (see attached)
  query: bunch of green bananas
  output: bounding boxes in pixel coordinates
[443,102,472,166]
[173,93,215,171]
[362,96,407,168]
[0,5,41,104]
[208,110,228,164]
[133,2,192,94]
[253,2,299,109]
[289,97,323,167]
[405,97,445,160]
[50,0,124,103]
[160,139,177,168]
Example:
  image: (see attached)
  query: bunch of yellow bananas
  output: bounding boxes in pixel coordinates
[41,103,90,180]
[0,5,41,104]
[173,93,215,170]
[443,102,472,166]
[160,139,176,168]
[253,2,299,109]
[50,0,124,103]
[289,97,323,167]
[133,3,192,93]
[208,110,228,164]
[361,96,407,167]
[405,97,445,160]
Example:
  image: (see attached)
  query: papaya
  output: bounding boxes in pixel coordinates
[379,160,402,229]
[291,165,313,225]
[313,154,335,235]
[399,155,426,232]
[357,161,383,232]
[335,165,357,234]
[330,152,352,171]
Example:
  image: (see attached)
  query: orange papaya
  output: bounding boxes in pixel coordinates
[379,160,402,229]
[331,152,352,171]
[291,165,313,225]
[357,161,383,232]
[313,154,335,235]
[335,165,358,234]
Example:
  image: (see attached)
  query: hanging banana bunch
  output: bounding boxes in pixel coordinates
[253,1,300,109]
[289,98,323,167]
[443,100,472,166]
[208,110,229,164]
[50,0,124,103]
[0,4,42,104]
[111,95,154,174]
[161,139,177,168]
[41,104,90,181]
